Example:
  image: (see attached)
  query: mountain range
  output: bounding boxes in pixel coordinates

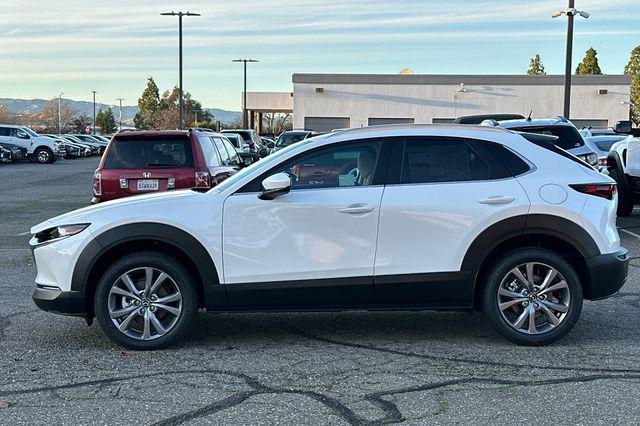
[0,97,241,125]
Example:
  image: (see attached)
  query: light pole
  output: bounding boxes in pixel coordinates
[553,1,590,119]
[57,92,63,134]
[116,98,125,130]
[91,91,97,134]
[232,59,258,129]
[161,11,200,130]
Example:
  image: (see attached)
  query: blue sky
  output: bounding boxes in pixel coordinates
[1,0,638,110]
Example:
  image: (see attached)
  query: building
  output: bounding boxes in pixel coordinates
[291,73,632,132]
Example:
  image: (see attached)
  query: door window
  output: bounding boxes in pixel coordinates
[220,138,240,165]
[265,140,382,190]
[198,136,221,167]
[401,139,490,184]
[0,127,9,136]
[212,137,230,164]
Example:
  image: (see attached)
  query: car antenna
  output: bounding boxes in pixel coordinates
[526,110,533,122]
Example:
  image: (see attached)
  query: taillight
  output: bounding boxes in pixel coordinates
[93,171,102,196]
[195,171,210,188]
[570,183,617,200]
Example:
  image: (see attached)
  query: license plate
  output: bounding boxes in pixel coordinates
[137,179,159,191]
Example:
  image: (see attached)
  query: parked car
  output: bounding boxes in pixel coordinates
[453,114,525,125]
[260,136,276,149]
[94,135,112,143]
[71,134,108,153]
[0,125,65,163]
[43,135,91,158]
[64,135,102,154]
[221,129,268,156]
[30,124,627,349]
[271,130,319,153]
[0,141,27,162]
[583,135,628,169]
[0,146,13,163]
[91,130,246,203]
[481,117,599,166]
[606,121,640,216]
[221,133,249,152]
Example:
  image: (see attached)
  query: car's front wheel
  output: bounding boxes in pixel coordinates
[34,147,54,164]
[482,249,583,346]
[94,251,198,350]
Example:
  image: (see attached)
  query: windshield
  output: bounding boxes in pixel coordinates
[276,132,308,148]
[23,127,39,137]
[213,138,316,193]
[104,138,194,169]
[591,136,627,152]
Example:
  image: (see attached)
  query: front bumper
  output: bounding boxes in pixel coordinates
[32,286,85,316]
[586,247,629,300]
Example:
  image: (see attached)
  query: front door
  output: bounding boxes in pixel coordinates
[222,139,389,309]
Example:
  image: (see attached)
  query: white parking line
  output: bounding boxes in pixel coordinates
[620,228,640,240]
[14,231,31,236]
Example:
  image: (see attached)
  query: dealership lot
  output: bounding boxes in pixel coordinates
[2,158,640,424]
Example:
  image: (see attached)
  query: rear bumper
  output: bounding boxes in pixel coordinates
[32,286,85,316]
[586,248,629,300]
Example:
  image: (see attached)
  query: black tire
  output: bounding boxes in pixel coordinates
[482,248,583,346]
[609,168,634,216]
[94,251,198,350]
[34,147,54,164]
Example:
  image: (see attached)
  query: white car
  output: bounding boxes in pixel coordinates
[0,124,65,163]
[30,125,628,349]
[607,134,640,216]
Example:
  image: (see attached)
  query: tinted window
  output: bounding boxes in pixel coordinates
[481,142,531,176]
[212,137,230,164]
[104,138,194,169]
[511,126,584,150]
[198,137,221,167]
[0,127,9,136]
[401,139,489,184]
[276,132,308,148]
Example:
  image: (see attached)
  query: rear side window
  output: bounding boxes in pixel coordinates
[212,137,230,164]
[198,136,221,167]
[0,127,9,136]
[401,139,491,184]
[481,142,531,176]
[104,138,194,169]
[511,126,584,150]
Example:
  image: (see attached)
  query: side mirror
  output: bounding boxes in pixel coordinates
[17,132,30,140]
[614,120,632,134]
[266,141,275,149]
[259,172,291,200]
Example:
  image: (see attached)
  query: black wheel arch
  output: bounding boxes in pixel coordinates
[463,214,601,308]
[72,222,224,319]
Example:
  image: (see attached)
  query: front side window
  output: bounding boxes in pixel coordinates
[248,140,383,191]
[401,139,489,184]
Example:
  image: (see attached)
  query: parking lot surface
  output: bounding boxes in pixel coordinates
[2,158,640,424]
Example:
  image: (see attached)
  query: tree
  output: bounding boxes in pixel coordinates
[262,113,292,135]
[68,115,92,133]
[625,44,640,125]
[35,99,78,133]
[576,47,602,75]
[96,108,116,134]
[527,54,546,75]
[134,77,161,129]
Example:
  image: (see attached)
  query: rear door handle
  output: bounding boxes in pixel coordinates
[478,196,515,205]
[338,203,375,214]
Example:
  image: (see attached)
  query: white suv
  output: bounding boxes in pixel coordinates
[0,125,65,163]
[30,125,628,349]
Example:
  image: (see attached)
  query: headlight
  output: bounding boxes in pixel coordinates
[33,223,90,245]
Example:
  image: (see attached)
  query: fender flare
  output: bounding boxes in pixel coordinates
[71,222,222,309]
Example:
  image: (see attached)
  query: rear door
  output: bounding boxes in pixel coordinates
[374,137,530,306]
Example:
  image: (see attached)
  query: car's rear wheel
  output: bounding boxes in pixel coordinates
[94,251,198,350]
[609,168,633,216]
[482,249,583,346]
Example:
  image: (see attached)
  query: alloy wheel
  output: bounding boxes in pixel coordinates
[108,267,182,340]
[497,262,570,335]
[37,150,50,163]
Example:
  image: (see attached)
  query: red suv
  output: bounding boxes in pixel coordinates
[92,130,244,203]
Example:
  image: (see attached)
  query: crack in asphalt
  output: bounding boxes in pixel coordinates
[290,329,640,375]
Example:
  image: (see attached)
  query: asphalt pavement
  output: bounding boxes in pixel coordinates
[1,157,640,424]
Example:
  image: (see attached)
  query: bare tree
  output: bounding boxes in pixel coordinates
[35,99,79,133]
[262,113,292,135]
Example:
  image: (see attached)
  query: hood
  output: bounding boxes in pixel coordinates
[30,189,202,234]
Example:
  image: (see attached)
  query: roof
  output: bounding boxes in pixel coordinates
[488,118,574,128]
[293,73,632,86]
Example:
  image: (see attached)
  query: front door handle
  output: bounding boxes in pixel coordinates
[338,203,375,214]
[478,196,515,205]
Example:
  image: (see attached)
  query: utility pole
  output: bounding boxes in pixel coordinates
[116,98,125,130]
[232,59,259,129]
[92,90,97,134]
[553,1,590,119]
[57,92,63,134]
[161,11,200,130]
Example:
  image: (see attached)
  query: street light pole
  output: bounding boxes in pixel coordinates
[553,1,590,119]
[92,90,97,134]
[233,59,258,129]
[57,92,63,134]
[161,11,200,130]
[116,98,125,130]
